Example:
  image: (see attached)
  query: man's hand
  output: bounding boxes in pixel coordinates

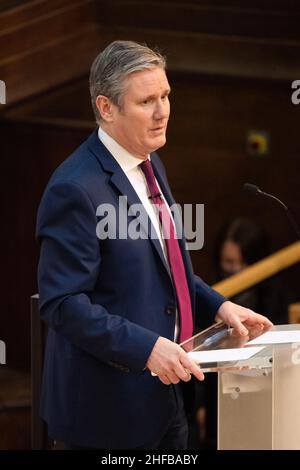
[216,300,273,336]
[146,336,205,385]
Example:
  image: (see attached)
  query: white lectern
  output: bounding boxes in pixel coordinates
[182,324,300,450]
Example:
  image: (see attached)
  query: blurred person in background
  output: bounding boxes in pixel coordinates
[215,217,288,325]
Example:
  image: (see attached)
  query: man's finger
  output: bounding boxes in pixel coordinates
[173,362,194,382]
[229,316,248,336]
[180,367,192,382]
[180,357,204,381]
[158,375,172,385]
[184,369,192,381]
[189,361,205,381]
[164,370,180,384]
[251,313,273,328]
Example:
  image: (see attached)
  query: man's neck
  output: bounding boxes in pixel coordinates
[100,124,147,161]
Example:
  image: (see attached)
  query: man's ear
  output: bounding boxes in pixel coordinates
[95,95,115,123]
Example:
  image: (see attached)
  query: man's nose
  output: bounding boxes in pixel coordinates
[154,99,169,120]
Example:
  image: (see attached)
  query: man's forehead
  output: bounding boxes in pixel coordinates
[125,67,170,93]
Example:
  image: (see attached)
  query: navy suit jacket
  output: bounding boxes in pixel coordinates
[36,129,225,448]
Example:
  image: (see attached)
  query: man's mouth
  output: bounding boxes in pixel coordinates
[150,126,165,132]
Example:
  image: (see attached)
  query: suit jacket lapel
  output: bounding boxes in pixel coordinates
[87,131,171,278]
[110,169,171,276]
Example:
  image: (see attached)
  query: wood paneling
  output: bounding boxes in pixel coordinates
[91,25,300,81]
[159,73,300,287]
[0,1,97,61]
[0,0,76,30]
[1,0,300,108]
[0,369,30,449]
[96,0,300,40]
[0,0,30,14]
[1,119,90,371]
[0,0,98,105]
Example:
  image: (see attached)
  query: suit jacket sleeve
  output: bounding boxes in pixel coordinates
[36,180,159,372]
[194,275,226,331]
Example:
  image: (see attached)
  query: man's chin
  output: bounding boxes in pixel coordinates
[149,136,167,153]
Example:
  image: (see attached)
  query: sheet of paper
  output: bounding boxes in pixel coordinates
[247,330,300,345]
[188,346,265,364]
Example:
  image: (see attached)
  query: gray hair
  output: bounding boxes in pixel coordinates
[89,40,166,124]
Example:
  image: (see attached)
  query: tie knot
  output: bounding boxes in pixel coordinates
[140,158,153,177]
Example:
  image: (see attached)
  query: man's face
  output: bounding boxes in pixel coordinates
[104,67,170,159]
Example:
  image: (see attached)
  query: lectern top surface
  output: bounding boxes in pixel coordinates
[180,323,300,372]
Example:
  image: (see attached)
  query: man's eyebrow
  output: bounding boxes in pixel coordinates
[141,88,171,100]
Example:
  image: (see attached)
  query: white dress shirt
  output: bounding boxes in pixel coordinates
[98,126,179,341]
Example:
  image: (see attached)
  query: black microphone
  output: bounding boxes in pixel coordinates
[243,183,300,240]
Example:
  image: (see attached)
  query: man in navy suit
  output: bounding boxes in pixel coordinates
[36,41,272,449]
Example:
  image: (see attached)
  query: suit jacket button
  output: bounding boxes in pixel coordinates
[165,304,175,315]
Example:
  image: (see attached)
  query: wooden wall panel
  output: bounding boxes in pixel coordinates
[0,0,98,105]
[1,119,90,370]
[158,73,300,286]
[97,0,300,40]
[0,1,96,61]
[0,369,30,449]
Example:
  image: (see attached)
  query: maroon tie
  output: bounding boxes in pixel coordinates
[140,159,193,343]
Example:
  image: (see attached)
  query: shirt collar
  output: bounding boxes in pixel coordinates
[98,127,149,173]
